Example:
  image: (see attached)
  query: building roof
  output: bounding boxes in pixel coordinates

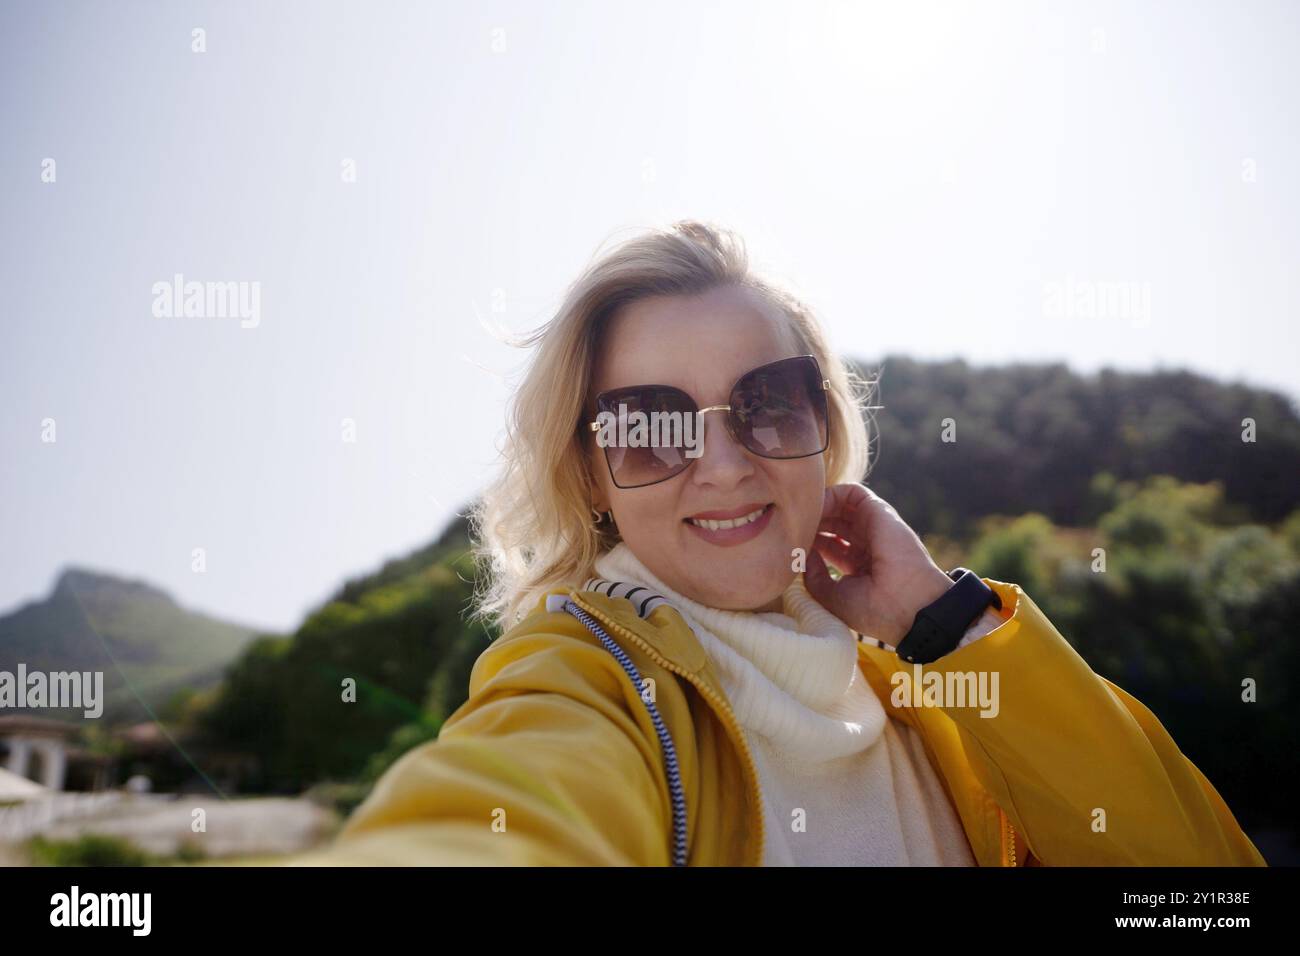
[0,715,81,739]
[0,765,48,800]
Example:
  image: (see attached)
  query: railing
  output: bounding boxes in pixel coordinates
[0,791,175,843]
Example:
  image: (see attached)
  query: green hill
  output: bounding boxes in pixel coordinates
[856,356,1300,534]
[0,568,260,725]
[196,514,487,793]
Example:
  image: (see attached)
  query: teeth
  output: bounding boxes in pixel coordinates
[688,506,767,531]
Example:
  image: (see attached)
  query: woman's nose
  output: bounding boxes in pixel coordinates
[689,408,754,488]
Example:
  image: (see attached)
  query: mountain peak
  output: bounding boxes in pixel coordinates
[53,567,177,606]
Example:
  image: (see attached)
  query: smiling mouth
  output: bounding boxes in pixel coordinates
[684,503,773,531]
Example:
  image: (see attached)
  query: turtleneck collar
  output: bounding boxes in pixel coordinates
[593,542,887,763]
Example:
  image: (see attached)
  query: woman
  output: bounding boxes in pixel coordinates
[316,221,1265,866]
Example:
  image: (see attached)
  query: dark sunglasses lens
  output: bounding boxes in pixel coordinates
[730,357,828,459]
[595,386,697,488]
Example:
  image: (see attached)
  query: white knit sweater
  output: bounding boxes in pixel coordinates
[594,543,1003,866]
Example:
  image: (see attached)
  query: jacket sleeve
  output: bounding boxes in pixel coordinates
[925,581,1267,866]
[286,607,677,866]
[952,606,1004,650]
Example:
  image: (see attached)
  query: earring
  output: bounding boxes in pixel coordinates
[592,507,614,527]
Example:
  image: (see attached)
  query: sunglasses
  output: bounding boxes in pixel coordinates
[587,354,831,489]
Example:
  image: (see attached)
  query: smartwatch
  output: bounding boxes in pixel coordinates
[894,567,1002,664]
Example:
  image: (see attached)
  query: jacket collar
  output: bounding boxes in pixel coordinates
[564,584,911,714]
[567,587,711,674]
[572,581,1018,708]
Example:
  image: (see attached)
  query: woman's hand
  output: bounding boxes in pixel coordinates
[803,482,955,648]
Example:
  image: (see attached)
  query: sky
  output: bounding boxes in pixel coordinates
[2,0,1297,633]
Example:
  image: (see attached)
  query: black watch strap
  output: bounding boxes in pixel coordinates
[895,568,1002,664]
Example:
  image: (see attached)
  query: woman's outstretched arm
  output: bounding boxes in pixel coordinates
[288,607,679,866]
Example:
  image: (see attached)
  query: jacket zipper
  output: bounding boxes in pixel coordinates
[1002,810,1018,867]
[571,593,767,867]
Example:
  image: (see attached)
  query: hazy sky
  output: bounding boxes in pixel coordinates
[3,0,1297,632]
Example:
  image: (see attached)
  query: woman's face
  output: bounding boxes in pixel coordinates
[588,285,827,611]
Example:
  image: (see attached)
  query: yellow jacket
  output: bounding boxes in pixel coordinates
[303,578,1267,866]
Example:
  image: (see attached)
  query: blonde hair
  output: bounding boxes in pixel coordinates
[469,220,874,632]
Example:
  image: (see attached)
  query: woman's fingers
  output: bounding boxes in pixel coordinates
[822,482,869,520]
[814,526,867,563]
[805,547,874,637]
[824,482,899,522]
[822,483,886,540]
[813,532,862,575]
[817,516,870,547]
[803,549,843,610]
[812,482,897,578]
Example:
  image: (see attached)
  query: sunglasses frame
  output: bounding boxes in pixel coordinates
[587,354,832,489]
